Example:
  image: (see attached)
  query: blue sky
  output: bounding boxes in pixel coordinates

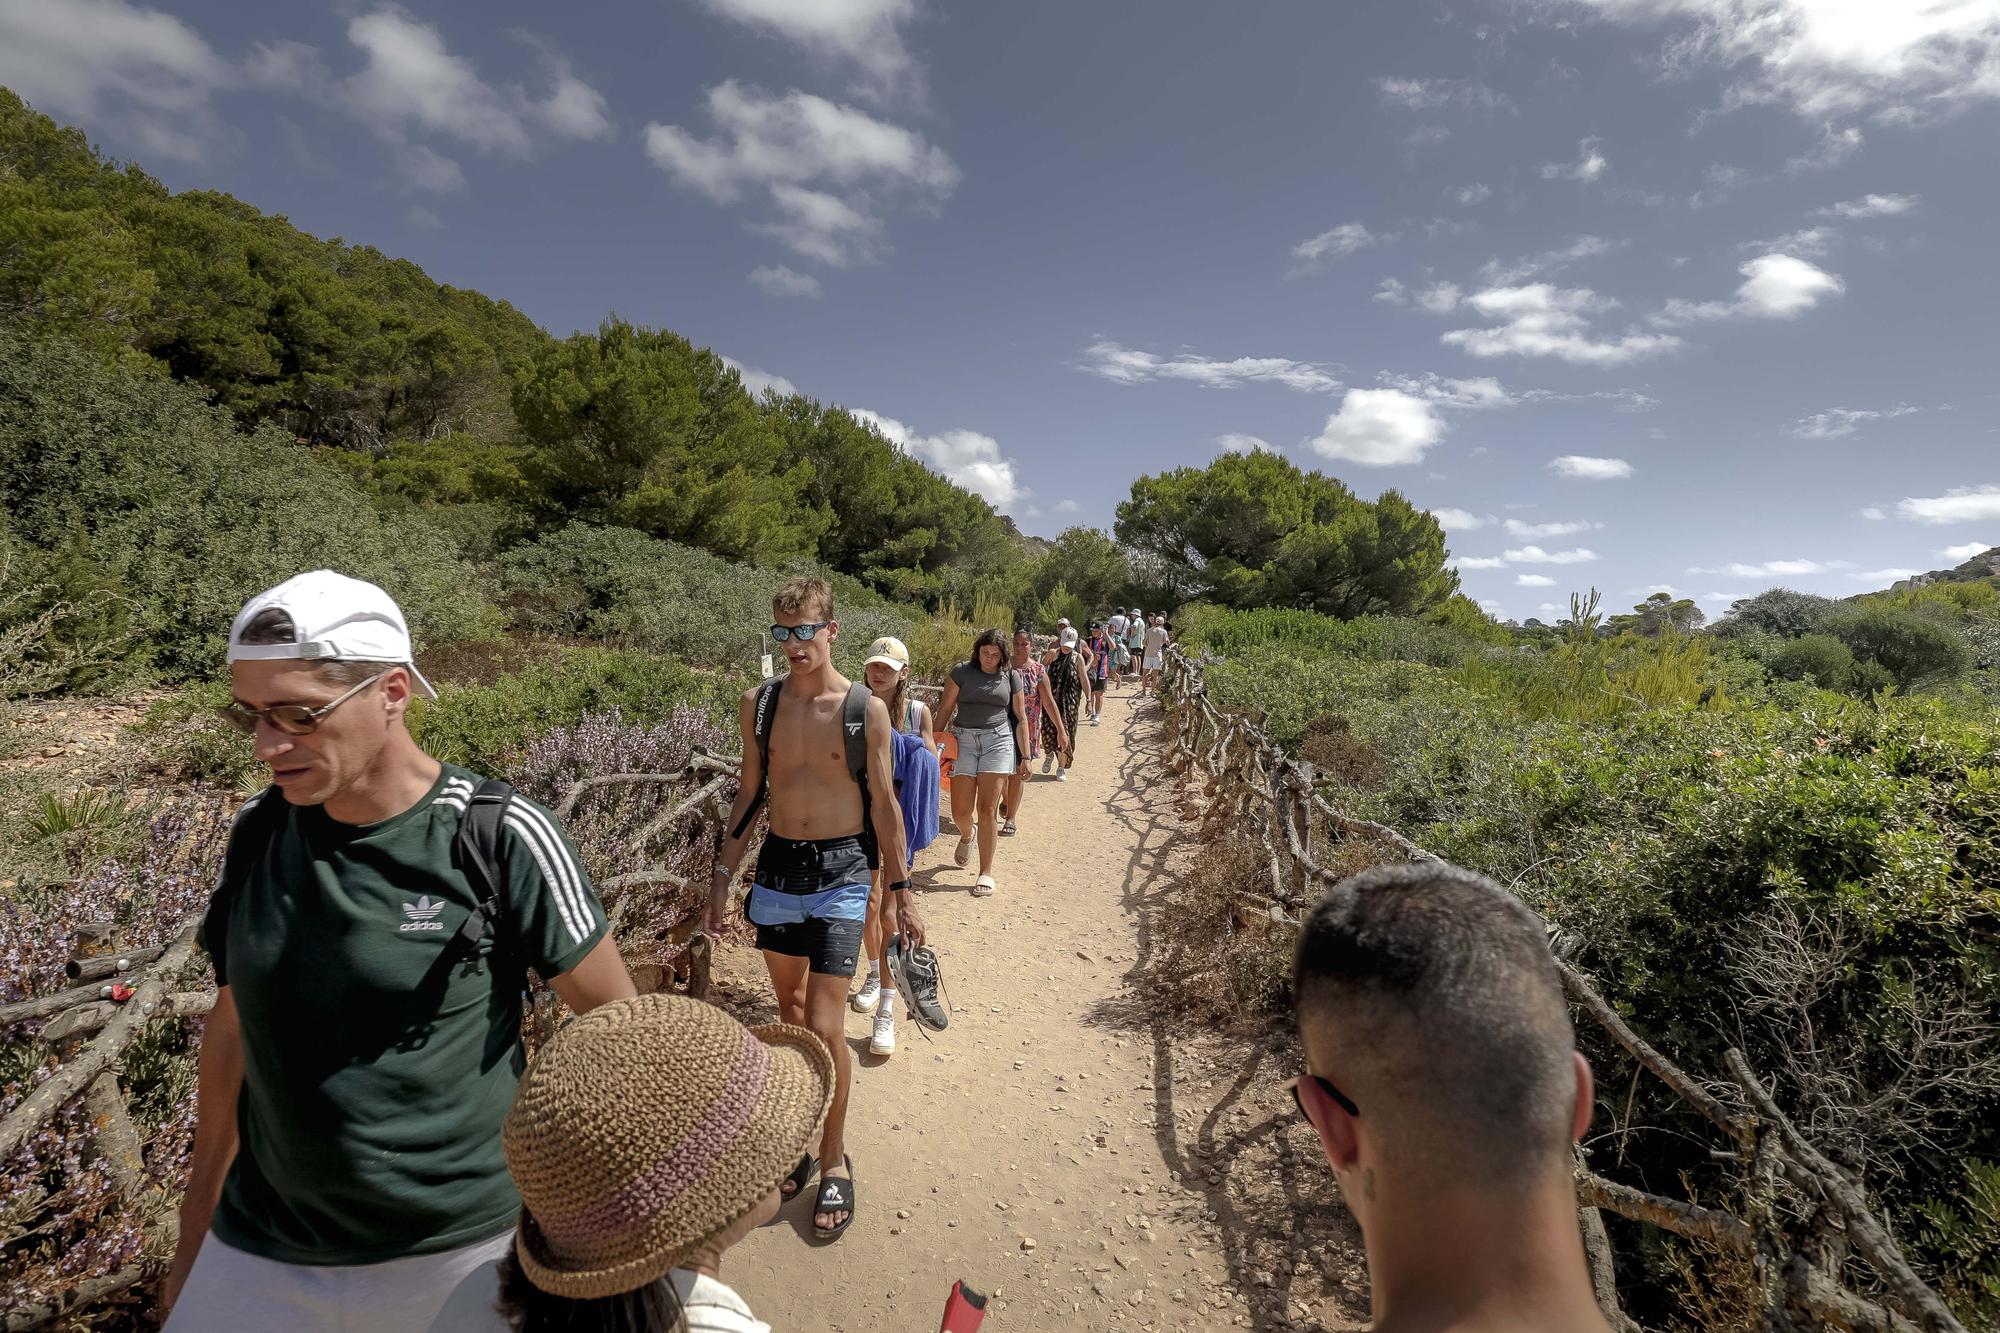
[4,0,1998,622]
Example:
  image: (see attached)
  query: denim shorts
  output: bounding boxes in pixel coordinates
[951,724,1016,776]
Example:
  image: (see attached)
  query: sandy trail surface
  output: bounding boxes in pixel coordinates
[718,683,1369,1332]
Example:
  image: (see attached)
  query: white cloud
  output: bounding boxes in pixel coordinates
[643,80,956,265]
[1217,433,1279,455]
[1478,598,1507,614]
[720,356,798,399]
[1645,583,1682,596]
[0,0,228,161]
[1374,77,1513,112]
[529,60,613,140]
[343,10,534,155]
[1444,285,1682,366]
[1076,341,1340,393]
[851,408,1027,512]
[1452,183,1493,206]
[1479,235,1621,285]
[1559,0,2000,120]
[1859,506,1887,520]
[1432,508,1492,530]
[1785,124,1863,172]
[1506,545,1599,564]
[1790,403,1919,439]
[695,0,921,101]
[1744,225,1838,258]
[1055,499,1081,514]
[1456,556,1509,570]
[1940,540,1992,560]
[1378,279,1464,312]
[1816,192,1921,219]
[1654,253,1844,324]
[1540,136,1608,181]
[1539,602,1563,613]
[1856,568,1919,583]
[1549,455,1634,480]
[748,264,823,298]
[1702,591,1751,602]
[1688,557,1851,577]
[1310,389,1444,466]
[400,143,466,193]
[1292,222,1391,267]
[1516,573,1558,586]
[1379,372,1514,409]
[1897,485,2000,525]
[1505,517,1600,538]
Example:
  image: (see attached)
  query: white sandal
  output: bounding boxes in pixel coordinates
[971,875,995,897]
[954,836,971,868]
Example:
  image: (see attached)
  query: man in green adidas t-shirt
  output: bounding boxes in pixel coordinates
[161,572,637,1331]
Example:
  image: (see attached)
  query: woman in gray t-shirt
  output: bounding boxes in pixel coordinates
[935,628,1029,897]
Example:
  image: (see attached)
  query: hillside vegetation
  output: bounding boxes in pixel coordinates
[1178,599,2000,1325]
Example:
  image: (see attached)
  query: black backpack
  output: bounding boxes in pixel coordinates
[729,678,879,868]
[223,776,518,966]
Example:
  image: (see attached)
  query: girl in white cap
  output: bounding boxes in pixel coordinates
[848,637,938,1054]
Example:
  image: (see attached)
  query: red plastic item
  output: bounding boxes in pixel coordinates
[108,984,136,1002]
[940,1280,987,1332]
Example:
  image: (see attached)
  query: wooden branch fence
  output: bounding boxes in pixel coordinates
[0,751,752,1331]
[1157,646,1967,1333]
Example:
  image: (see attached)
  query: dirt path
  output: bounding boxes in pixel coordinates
[716,683,1370,1332]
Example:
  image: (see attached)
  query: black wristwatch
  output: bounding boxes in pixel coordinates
[887,879,912,894]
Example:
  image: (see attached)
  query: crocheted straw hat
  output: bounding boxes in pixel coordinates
[503,994,834,1300]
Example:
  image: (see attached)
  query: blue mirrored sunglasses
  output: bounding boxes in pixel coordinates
[770,621,831,643]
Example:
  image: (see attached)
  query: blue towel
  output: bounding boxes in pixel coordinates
[891,730,940,856]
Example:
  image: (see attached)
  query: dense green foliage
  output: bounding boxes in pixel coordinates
[1195,604,2000,1323]
[1115,451,1458,617]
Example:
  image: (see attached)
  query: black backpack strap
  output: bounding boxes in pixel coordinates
[843,683,880,869]
[730,678,786,840]
[451,777,515,959]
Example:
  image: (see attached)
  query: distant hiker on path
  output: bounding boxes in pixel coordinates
[1105,609,1130,683]
[1086,621,1113,723]
[936,627,1031,897]
[1041,627,1088,779]
[430,992,834,1332]
[1142,614,1170,694]
[1291,864,1611,1333]
[1003,627,1063,834]
[1125,609,1147,684]
[709,576,919,1240]
[163,571,637,1332]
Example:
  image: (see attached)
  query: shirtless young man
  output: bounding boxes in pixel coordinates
[708,576,922,1241]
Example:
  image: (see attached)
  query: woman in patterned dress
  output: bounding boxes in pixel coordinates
[1041,628,1088,780]
[1001,628,1061,835]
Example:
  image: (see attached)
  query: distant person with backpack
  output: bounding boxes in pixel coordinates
[161,572,637,1332]
[1125,608,1147,684]
[848,635,939,1057]
[1105,609,1130,683]
[708,576,919,1241]
[935,627,1031,897]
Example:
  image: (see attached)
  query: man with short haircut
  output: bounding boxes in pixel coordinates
[709,575,920,1240]
[163,572,637,1331]
[1290,863,1610,1333]
[1105,609,1129,683]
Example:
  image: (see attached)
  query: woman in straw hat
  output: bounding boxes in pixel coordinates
[429,993,833,1332]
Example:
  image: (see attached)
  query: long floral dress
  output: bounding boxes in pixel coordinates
[1042,648,1085,763]
[1014,657,1046,759]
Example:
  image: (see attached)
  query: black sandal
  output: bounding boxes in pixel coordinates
[813,1154,855,1241]
[780,1152,816,1202]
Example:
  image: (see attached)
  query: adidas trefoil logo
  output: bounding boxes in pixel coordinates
[399,895,446,933]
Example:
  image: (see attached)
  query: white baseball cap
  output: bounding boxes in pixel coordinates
[1057,617,1071,626]
[1059,627,1079,648]
[227,571,438,699]
[863,635,910,670]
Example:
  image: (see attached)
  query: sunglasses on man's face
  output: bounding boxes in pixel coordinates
[220,672,386,737]
[770,621,831,643]
[1286,1073,1360,1120]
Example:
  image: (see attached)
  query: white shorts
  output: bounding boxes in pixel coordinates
[1143,655,1163,671]
[951,724,1017,776]
[163,1228,512,1333]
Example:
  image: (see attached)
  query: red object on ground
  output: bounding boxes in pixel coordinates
[108,984,135,1002]
[939,1280,987,1332]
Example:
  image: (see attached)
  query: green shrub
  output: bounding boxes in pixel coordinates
[1177,605,1492,667]
[1825,605,1972,691]
[133,682,265,790]
[410,646,752,778]
[0,334,502,682]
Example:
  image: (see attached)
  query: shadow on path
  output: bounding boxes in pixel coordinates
[1084,692,1371,1332]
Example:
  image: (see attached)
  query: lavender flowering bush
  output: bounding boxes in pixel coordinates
[514,706,738,972]
[2,794,231,1328]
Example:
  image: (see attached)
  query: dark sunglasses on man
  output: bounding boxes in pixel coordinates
[1286,1073,1360,1120]
[770,621,831,642]
[220,671,387,737]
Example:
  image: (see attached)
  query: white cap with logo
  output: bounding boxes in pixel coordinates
[227,570,439,699]
[1059,627,1079,648]
[864,636,911,670]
